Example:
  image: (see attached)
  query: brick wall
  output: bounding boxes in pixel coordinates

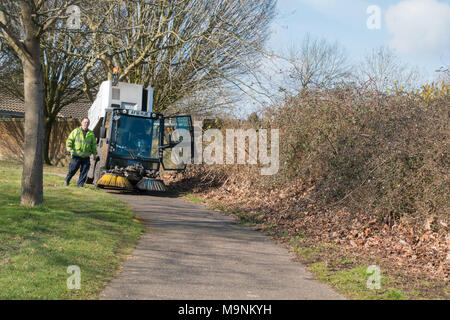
[0,118,80,166]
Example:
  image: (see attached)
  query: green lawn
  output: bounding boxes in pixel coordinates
[0,161,145,299]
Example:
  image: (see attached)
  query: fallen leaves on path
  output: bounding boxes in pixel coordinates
[165,168,449,283]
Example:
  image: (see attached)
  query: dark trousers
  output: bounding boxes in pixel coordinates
[65,156,91,187]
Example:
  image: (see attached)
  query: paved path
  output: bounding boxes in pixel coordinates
[100,193,345,300]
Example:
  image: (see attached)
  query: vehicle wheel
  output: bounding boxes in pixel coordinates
[93,162,104,186]
[85,157,97,184]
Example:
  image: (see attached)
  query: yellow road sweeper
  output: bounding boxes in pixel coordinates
[85,78,194,192]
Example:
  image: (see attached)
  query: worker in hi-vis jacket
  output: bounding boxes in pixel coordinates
[65,117,98,187]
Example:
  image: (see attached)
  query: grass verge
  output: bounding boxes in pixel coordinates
[0,161,145,299]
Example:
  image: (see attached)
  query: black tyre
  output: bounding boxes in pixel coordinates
[93,161,104,186]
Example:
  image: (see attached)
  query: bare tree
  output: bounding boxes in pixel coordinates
[42,31,88,164]
[67,0,276,113]
[357,46,419,92]
[0,43,23,98]
[0,30,88,165]
[284,34,351,92]
[0,0,85,206]
[164,85,238,117]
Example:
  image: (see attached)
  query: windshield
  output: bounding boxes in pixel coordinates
[111,115,159,160]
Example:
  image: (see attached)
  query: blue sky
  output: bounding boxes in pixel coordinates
[267,0,450,78]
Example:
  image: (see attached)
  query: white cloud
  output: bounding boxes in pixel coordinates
[386,0,450,56]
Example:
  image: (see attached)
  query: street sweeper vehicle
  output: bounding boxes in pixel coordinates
[85,79,194,192]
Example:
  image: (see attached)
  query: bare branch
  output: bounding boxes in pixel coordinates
[0,11,29,59]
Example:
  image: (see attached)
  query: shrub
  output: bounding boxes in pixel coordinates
[180,84,449,227]
[264,86,449,224]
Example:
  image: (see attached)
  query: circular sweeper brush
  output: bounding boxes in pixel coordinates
[96,173,133,190]
[136,178,168,192]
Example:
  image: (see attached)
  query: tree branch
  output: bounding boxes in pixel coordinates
[0,11,29,59]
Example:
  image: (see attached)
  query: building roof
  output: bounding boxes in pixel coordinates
[0,90,24,117]
[58,99,92,119]
[0,89,91,119]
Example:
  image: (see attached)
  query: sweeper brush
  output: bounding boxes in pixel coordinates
[136,178,168,192]
[97,173,133,190]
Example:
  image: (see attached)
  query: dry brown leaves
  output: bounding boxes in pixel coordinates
[166,170,449,282]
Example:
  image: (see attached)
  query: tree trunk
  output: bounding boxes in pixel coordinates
[20,14,44,206]
[44,117,53,165]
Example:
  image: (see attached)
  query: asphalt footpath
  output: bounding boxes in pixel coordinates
[100,193,345,300]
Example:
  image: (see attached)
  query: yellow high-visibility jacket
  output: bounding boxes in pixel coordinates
[66,127,97,158]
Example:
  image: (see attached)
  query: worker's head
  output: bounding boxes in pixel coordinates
[81,118,90,130]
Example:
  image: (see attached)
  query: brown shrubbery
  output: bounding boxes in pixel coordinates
[182,85,449,224]
[267,87,449,225]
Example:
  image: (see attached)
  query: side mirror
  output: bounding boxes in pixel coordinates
[100,126,107,139]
